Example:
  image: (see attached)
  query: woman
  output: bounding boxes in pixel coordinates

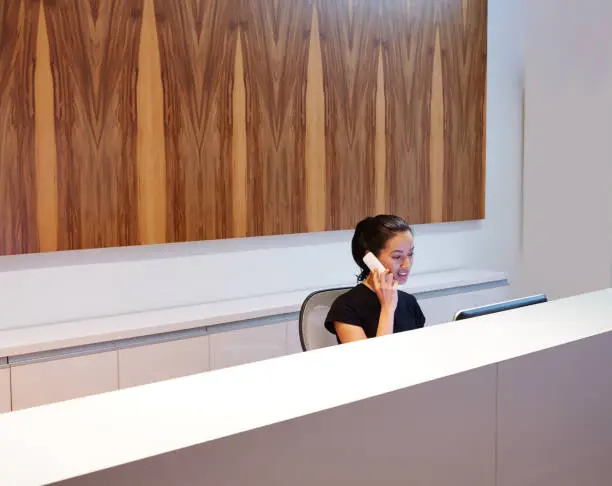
[324,214,426,344]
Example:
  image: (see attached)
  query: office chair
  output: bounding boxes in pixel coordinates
[298,287,350,351]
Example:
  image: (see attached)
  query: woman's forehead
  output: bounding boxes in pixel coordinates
[384,231,413,250]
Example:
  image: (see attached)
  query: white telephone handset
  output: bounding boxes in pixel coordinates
[363,252,387,275]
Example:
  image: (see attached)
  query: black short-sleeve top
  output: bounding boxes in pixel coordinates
[324,284,425,341]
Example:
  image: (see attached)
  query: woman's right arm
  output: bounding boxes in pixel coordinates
[334,269,398,343]
[371,268,398,337]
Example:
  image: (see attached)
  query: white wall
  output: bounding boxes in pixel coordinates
[520,0,612,299]
[0,0,525,329]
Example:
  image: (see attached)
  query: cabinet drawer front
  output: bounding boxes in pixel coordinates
[119,335,210,389]
[210,322,288,370]
[11,351,118,411]
[0,368,10,413]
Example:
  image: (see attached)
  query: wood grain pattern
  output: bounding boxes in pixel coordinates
[317,0,380,230]
[381,0,437,224]
[375,43,386,215]
[0,0,40,255]
[232,28,248,238]
[305,4,326,233]
[44,0,143,249]
[429,28,445,223]
[154,0,239,241]
[240,0,313,236]
[35,2,59,252]
[439,0,487,221]
[0,0,487,255]
[137,0,167,245]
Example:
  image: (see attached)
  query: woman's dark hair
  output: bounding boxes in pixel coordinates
[352,214,412,282]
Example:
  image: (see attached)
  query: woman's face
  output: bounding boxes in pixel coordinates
[377,231,414,285]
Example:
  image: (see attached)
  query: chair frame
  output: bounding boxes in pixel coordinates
[298,286,351,352]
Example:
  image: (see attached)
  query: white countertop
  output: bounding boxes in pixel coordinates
[0,288,610,486]
[0,268,507,357]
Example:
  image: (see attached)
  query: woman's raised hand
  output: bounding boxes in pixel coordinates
[372,268,398,312]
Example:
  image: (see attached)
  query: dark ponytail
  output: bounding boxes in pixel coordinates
[351,214,412,281]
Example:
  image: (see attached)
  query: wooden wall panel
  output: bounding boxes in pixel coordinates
[43,0,144,250]
[0,0,41,255]
[240,0,312,236]
[305,5,326,232]
[381,0,437,224]
[36,2,59,252]
[154,0,239,242]
[0,0,487,255]
[136,0,167,245]
[317,0,380,230]
[439,0,488,221]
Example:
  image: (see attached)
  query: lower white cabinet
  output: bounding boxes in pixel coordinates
[10,351,118,411]
[209,321,289,370]
[118,335,210,389]
[417,285,512,326]
[0,368,10,413]
[3,284,512,411]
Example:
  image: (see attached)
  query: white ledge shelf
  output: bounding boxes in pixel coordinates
[0,268,507,358]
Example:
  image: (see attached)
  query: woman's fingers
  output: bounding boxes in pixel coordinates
[373,268,397,290]
[372,269,381,288]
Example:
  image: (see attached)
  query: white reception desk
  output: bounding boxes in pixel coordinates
[0,288,611,486]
